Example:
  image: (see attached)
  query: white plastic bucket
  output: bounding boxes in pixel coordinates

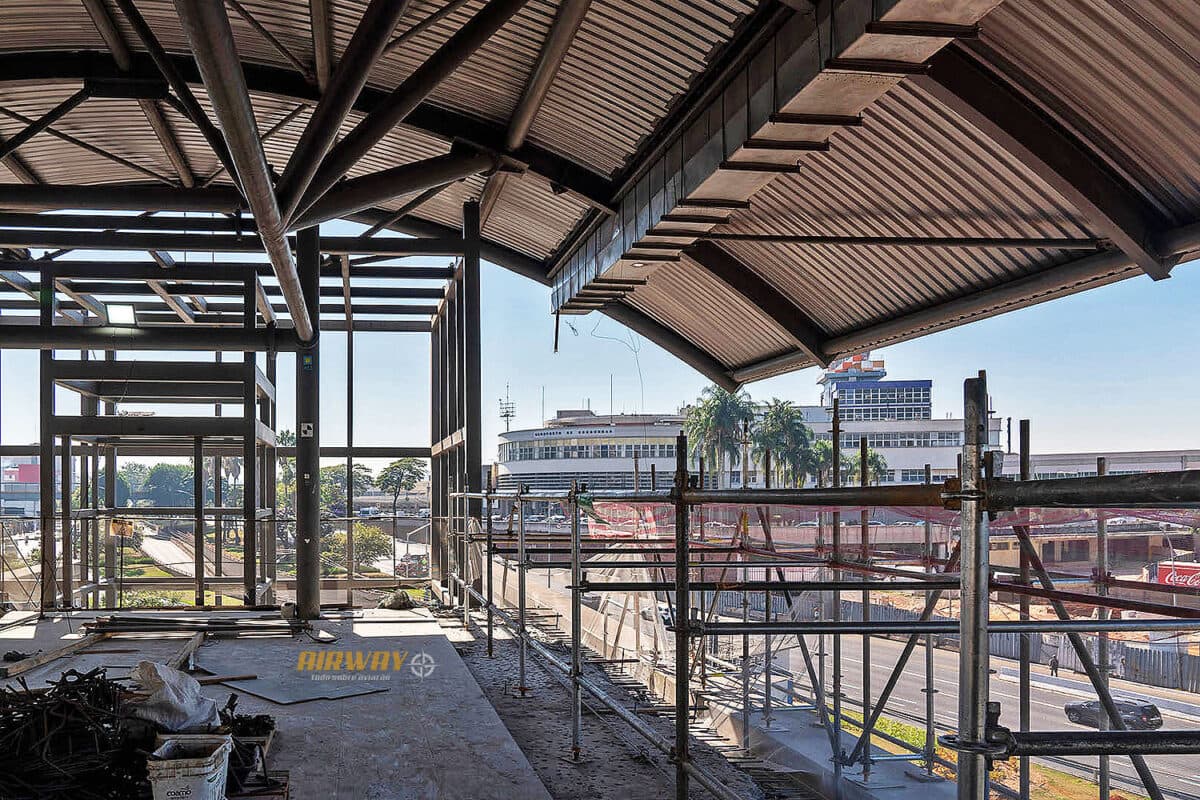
[147,734,233,800]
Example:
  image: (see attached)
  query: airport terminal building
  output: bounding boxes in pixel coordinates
[495,355,1002,492]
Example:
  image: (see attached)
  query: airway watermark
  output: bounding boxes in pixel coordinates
[295,649,437,680]
[1157,562,1200,587]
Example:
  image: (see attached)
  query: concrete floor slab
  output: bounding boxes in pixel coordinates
[0,609,553,800]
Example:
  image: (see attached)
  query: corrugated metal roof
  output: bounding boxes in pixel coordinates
[523,0,757,175]
[715,80,1097,336]
[0,0,1198,388]
[981,0,1200,226]
[626,255,796,369]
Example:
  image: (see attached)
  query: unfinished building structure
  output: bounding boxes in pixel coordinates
[2,1,1200,799]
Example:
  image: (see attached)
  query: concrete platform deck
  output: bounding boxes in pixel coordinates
[0,608,553,800]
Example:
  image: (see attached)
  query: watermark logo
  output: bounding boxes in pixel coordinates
[295,650,437,680]
[409,651,436,679]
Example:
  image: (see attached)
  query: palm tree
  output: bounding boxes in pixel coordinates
[752,399,816,487]
[683,385,753,488]
[841,448,890,485]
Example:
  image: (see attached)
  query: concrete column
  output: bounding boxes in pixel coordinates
[295,226,322,618]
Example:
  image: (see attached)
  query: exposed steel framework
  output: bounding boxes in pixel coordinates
[1,4,1199,800]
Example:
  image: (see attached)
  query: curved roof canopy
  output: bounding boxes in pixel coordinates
[1,0,1198,388]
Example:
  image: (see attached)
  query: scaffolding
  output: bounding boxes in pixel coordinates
[447,372,1200,800]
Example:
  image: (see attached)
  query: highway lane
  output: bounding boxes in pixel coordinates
[780,634,1200,799]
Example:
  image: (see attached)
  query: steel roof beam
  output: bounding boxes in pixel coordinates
[53,278,109,323]
[685,241,828,366]
[278,0,411,223]
[913,45,1176,281]
[310,0,334,91]
[174,0,313,341]
[0,212,253,232]
[506,0,591,152]
[0,133,39,184]
[0,51,613,213]
[115,0,239,189]
[292,148,498,230]
[0,105,173,185]
[226,0,316,83]
[0,183,244,212]
[147,279,196,323]
[599,300,737,392]
[733,217,1200,384]
[0,323,305,351]
[294,0,532,222]
[361,182,454,237]
[0,89,91,162]
[80,0,197,187]
[0,228,469,256]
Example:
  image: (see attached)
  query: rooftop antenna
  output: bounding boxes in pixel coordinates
[499,384,516,432]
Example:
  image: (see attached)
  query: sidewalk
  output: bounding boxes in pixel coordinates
[996,666,1200,720]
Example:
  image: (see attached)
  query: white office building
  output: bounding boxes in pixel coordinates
[496,354,1003,492]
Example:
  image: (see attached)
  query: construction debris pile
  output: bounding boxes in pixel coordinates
[0,665,283,800]
[0,668,148,799]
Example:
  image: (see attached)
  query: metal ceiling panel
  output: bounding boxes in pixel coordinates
[715,80,1097,336]
[625,255,796,370]
[980,0,1200,226]
[523,0,757,175]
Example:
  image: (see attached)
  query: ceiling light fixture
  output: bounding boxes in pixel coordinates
[107,303,136,326]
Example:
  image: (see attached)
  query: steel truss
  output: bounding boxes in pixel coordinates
[445,372,1200,800]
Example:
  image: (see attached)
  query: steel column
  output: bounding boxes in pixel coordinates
[673,432,690,800]
[60,435,72,606]
[194,437,204,606]
[831,397,844,791]
[1096,455,1111,800]
[569,482,583,760]
[924,463,936,777]
[859,436,872,781]
[957,373,990,800]
[294,226,322,618]
[242,277,258,606]
[517,495,528,695]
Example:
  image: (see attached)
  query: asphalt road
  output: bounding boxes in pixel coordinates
[781,635,1200,799]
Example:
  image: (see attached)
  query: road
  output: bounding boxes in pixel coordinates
[782,635,1200,799]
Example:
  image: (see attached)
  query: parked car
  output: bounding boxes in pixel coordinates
[1064,699,1162,730]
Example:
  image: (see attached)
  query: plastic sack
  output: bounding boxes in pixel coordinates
[127,660,222,732]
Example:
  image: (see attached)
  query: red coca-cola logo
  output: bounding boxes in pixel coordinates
[1157,565,1200,587]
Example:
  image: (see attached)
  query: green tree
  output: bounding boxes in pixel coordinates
[811,440,834,487]
[72,470,131,508]
[376,458,428,517]
[320,524,392,575]
[319,463,375,515]
[142,463,193,506]
[751,399,815,487]
[275,429,297,515]
[683,385,754,488]
[119,463,150,497]
[842,448,889,486]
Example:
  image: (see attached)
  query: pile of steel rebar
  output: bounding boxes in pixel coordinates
[84,614,309,637]
[0,668,151,799]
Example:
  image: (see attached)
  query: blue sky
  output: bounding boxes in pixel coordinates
[3,219,1197,462]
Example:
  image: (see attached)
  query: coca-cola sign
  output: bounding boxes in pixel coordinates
[1156,562,1200,587]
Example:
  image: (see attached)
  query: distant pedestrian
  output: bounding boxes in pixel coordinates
[1049,655,1060,677]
